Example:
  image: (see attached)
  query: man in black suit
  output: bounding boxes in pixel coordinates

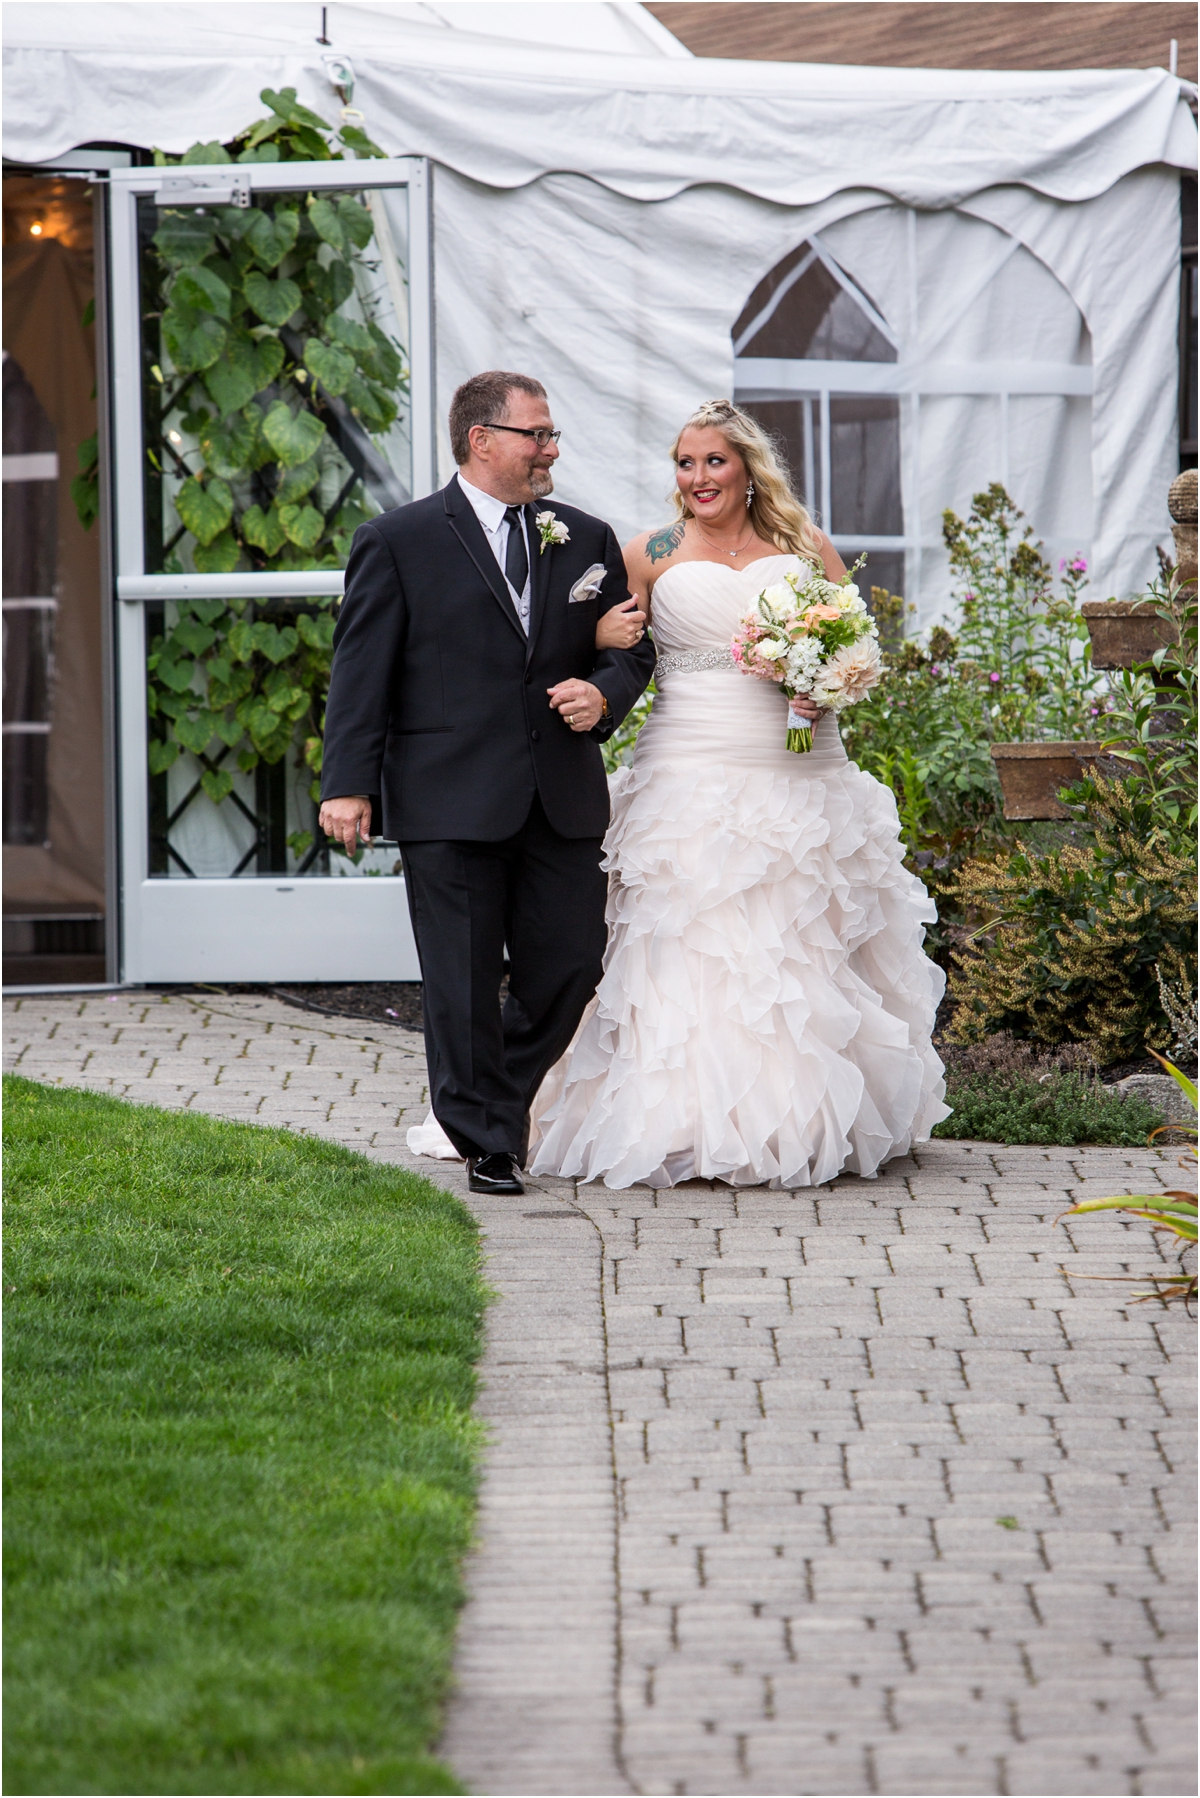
[319,371,656,1194]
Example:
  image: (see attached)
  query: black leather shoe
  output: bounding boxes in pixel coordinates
[467,1152,525,1196]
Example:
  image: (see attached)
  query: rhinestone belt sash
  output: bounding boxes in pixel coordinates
[654,646,737,678]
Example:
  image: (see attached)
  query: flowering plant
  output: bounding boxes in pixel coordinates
[731,556,881,751]
[535,510,570,553]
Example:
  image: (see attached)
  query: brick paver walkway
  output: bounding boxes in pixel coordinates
[5,991,1196,1797]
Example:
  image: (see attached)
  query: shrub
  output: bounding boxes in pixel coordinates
[934,1034,1164,1145]
[944,776,1197,1064]
[945,584,1198,1064]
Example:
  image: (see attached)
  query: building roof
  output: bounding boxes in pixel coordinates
[644,2,1197,82]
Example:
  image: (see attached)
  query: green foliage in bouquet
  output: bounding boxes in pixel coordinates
[944,583,1198,1064]
[98,89,407,834]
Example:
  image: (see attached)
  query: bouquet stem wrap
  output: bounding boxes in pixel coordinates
[731,555,880,752]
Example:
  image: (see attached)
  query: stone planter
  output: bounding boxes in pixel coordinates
[1080,598,1179,670]
[990,740,1102,820]
[1169,467,1197,588]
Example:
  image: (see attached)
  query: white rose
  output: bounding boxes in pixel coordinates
[759,582,794,614]
[536,511,570,545]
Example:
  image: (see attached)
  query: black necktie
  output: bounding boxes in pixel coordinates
[504,506,529,597]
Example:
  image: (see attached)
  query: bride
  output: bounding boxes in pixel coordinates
[528,398,948,1189]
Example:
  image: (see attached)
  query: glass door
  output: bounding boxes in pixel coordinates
[107,159,433,982]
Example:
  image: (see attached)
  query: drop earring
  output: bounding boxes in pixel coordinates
[746,480,755,509]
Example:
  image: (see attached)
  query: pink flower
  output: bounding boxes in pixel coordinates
[730,640,744,665]
[989,672,1001,683]
[802,603,841,625]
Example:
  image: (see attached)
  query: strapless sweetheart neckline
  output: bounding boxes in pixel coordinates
[653,553,799,591]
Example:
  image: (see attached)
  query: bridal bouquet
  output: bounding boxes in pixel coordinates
[730,557,882,752]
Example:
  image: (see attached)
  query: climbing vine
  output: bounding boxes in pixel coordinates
[107,88,407,857]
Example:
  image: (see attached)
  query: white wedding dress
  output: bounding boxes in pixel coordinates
[526,555,949,1189]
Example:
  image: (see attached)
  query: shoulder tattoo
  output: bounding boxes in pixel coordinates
[646,521,686,565]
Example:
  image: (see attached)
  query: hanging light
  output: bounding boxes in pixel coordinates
[30,219,44,236]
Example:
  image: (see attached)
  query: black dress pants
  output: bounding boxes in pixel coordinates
[399,795,607,1162]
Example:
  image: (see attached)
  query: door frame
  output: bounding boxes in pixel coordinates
[104,158,434,985]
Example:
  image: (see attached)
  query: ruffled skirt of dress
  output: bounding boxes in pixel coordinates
[529,704,949,1190]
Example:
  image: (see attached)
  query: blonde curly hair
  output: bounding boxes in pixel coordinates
[670,398,824,559]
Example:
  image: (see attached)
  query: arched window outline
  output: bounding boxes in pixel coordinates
[733,216,1094,607]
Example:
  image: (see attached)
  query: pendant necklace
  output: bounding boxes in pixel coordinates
[693,519,756,559]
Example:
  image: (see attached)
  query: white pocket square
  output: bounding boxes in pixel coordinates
[569,563,607,603]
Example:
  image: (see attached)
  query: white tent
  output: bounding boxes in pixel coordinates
[5,0,1194,620]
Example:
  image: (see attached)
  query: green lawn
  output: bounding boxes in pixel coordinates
[3,1077,486,1796]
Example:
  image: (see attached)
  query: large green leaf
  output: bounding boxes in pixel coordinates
[275,457,322,505]
[254,623,300,664]
[337,196,374,250]
[199,408,258,479]
[344,373,396,432]
[264,667,306,712]
[241,504,288,558]
[181,141,232,164]
[162,305,227,374]
[308,195,345,254]
[203,336,283,417]
[303,338,355,397]
[363,322,404,387]
[326,313,372,355]
[193,529,241,573]
[261,85,331,132]
[174,710,221,756]
[296,610,336,651]
[175,477,233,547]
[279,502,325,551]
[147,738,180,774]
[338,124,385,160]
[152,211,217,268]
[262,401,325,467]
[201,767,236,804]
[156,657,197,695]
[172,263,232,320]
[213,712,244,747]
[243,270,302,328]
[308,260,354,313]
[245,697,288,751]
[243,206,300,269]
[169,618,217,657]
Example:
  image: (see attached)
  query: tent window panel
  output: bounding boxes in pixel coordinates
[735,242,895,363]
[829,396,902,537]
[741,398,821,515]
[861,552,906,606]
[1006,394,1093,549]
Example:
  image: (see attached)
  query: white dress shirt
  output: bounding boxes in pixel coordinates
[456,470,532,634]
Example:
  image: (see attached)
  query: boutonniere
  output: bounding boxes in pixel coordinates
[535,510,570,554]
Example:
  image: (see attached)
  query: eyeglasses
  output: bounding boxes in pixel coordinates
[483,422,562,448]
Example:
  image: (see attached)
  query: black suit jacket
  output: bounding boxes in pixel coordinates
[320,477,656,841]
